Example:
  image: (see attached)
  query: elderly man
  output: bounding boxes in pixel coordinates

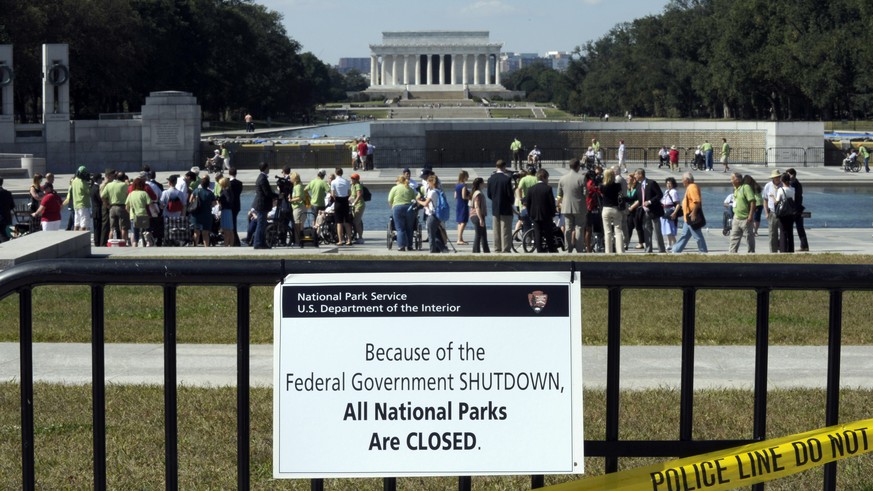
[634,168,665,253]
[762,169,781,253]
[557,159,587,253]
[487,159,514,252]
[671,173,708,253]
[728,172,756,253]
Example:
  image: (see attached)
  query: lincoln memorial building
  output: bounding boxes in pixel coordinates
[365,31,515,99]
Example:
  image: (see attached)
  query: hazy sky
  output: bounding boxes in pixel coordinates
[257,0,668,65]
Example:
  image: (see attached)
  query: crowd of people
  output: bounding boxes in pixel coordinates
[0,155,810,255]
[448,159,811,255]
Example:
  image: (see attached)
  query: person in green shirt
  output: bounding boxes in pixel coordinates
[101,172,130,242]
[388,175,418,251]
[305,170,330,214]
[728,172,756,253]
[63,166,92,231]
[720,138,731,173]
[701,140,714,171]
[859,145,870,173]
[510,138,523,170]
[514,169,538,238]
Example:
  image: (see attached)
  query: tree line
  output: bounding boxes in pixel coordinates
[0,0,364,123]
[502,0,873,120]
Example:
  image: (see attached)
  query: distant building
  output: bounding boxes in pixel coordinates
[498,51,573,74]
[337,57,371,75]
[544,51,572,71]
[499,52,541,73]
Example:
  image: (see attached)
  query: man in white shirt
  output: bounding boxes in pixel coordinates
[330,167,353,245]
[762,169,781,253]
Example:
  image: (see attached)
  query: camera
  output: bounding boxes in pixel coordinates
[274,174,292,195]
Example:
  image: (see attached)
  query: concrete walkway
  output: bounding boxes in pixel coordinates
[2,343,871,390]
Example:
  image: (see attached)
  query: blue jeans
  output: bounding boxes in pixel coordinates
[672,221,708,253]
[393,205,411,249]
[253,212,267,247]
[705,150,714,170]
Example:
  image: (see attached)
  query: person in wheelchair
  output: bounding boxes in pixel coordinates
[843,149,859,172]
[527,145,542,169]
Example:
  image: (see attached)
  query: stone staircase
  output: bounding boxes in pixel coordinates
[0,154,31,178]
[388,106,490,119]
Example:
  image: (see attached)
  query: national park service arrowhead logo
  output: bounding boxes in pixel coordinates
[528,290,548,313]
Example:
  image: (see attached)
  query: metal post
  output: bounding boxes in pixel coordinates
[91,285,107,491]
[237,286,251,490]
[458,476,471,491]
[163,286,178,491]
[605,287,622,473]
[19,288,35,491]
[679,288,696,442]
[823,289,843,491]
[751,288,769,491]
[383,478,396,491]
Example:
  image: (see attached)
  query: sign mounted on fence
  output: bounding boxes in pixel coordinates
[273,271,583,478]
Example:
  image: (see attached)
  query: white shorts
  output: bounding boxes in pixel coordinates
[74,208,92,229]
[41,220,61,231]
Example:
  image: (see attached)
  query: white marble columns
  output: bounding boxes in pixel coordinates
[369,50,500,87]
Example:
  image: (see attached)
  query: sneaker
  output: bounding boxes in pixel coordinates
[355,238,365,244]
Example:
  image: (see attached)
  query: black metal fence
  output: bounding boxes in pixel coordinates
[2,259,866,491]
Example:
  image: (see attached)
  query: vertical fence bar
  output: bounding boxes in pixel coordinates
[19,288,35,491]
[605,287,622,473]
[823,289,843,491]
[91,285,107,491]
[679,288,696,442]
[751,288,770,491]
[237,286,251,490]
[163,286,178,491]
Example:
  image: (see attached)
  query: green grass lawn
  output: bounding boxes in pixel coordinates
[490,109,536,119]
[1,384,871,490]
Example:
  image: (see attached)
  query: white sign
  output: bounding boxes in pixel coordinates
[273,271,583,478]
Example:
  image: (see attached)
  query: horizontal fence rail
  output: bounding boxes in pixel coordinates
[2,259,869,491]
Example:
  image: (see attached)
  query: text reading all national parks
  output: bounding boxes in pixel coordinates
[282,284,569,318]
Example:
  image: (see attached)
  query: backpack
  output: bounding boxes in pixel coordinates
[435,189,450,222]
[187,191,200,213]
[167,195,183,213]
[362,185,372,202]
[776,192,797,218]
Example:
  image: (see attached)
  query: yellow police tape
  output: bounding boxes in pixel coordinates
[544,418,873,491]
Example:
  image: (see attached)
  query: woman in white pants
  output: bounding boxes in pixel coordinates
[599,168,625,254]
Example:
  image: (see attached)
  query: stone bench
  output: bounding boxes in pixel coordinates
[0,231,92,270]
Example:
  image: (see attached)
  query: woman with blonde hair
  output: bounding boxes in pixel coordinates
[388,175,417,251]
[598,168,625,254]
[289,172,307,246]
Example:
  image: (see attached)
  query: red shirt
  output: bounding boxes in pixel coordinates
[357,141,368,157]
[40,192,63,222]
[669,149,679,164]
